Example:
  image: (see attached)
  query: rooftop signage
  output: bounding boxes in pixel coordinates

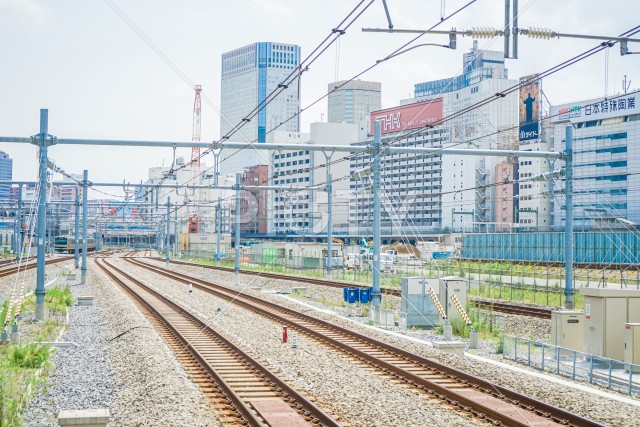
[550,90,639,123]
[370,98,443,135]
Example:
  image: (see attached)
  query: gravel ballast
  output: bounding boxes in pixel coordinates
[118,257,483,427]
[147,258,640,427]
[22,261,220,427]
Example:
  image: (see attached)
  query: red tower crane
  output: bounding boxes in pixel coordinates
[191,85,202,166]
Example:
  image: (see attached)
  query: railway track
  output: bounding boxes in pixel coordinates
[472,300,552,319]
[0,256,75,279]
[126,257,600,427]
[95,258,339,427]
[149,258,556,318]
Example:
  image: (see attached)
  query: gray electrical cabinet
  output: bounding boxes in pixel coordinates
[624,323,640,372]
[551,310,584,352]
[400,277,440,328]
[581,288,640,360]
[439,277,468,323]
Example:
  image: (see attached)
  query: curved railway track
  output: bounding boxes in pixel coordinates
[126,257,599,427]
[95,258,339,427]
[0,256,75,279]
[149,258,554,319]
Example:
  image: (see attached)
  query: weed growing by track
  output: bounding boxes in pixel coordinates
[0,286,72,426]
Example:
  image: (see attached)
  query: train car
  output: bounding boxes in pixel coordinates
[54,236,96,254]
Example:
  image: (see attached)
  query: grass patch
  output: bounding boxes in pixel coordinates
[20,286,73,317]
[469,282,584,309]
[8,343,50,370]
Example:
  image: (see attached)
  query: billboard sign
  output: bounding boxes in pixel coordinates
[549,90,639,123]
[519,74,540,142]
[370,98,443,135]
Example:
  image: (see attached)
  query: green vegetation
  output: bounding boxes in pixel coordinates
[0,286,72,426]
[469,281,584,309]
[20,286,73,317]
[8,343,50,370]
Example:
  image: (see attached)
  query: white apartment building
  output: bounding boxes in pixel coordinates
[143,157,233,251]
[517,118,553,230]
[269,122,358,236]
[349,43,518,239]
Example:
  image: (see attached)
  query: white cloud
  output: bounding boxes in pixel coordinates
[248,0,293,19]
[0,0,51,24]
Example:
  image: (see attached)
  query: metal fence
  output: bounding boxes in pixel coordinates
[503,335,640,395]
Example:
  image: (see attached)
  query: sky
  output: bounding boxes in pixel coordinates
[0,0,638,198]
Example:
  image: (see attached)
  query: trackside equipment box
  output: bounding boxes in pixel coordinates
[401,277,440,328]
[624,323,640,372]
[580,288,640,361]
[439,277,468,324]
[551,310,584,352]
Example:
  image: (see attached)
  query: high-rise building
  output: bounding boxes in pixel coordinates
[0,150,13,200]
[349,42,518,239]
[550,89,640,230]
[219,42,301,177]
[327,80,381,124]
[494,161,518,232]
[240,165,269,234]
[517,119,553,231]
[269,122,358,236]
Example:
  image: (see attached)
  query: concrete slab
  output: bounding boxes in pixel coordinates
[77,296,93,306]
[57,408,110,427]
[433,340,466,355]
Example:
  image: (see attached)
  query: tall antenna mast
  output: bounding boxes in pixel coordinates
[623,75,631,94]
[191,85,202,166]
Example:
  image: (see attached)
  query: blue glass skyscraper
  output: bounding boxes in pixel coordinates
[220,42,301,176]
[0,150,12,200]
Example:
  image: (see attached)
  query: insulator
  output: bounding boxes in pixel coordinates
[526,27,554,39]
[469,27,499,38]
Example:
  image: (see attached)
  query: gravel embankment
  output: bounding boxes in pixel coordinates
[0,258,69,302]
[117,258,483,427]
[146,258,640,427]
[23,261,220,427]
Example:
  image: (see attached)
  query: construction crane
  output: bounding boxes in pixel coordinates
[191,85,202,166]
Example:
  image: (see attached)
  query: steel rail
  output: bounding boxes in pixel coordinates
[129,257,601,427]
[97,258,340,427]
[148,258,557,318]
[472,300,552,319]
[0,256,75,279]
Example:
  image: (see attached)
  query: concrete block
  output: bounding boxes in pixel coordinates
[432,340,466,355]
[67,273,77,281]
[11,332,21,345]
[58,409,110,427]
[292,287,307,295]
[443,324,453,341]
[77,296,94,306]
[469,331,479,349]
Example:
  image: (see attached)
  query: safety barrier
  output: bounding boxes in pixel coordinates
[502,334,640,395]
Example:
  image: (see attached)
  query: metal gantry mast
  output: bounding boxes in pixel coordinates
[191,85,202,166]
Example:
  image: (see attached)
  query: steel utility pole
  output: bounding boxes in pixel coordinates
[35,109,50,321]
[326,171,333,278]
[74,190,80,268]
[81,170,88,285]
[165,197,170,266]
[173,203,178,256]
[564,125,574,309]
[216,196,222,266]
[14,184,22,259]
[371,121,382,318]
[234,173,241,286]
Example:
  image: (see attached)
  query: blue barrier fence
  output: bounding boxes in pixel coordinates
[462,232,640,264]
